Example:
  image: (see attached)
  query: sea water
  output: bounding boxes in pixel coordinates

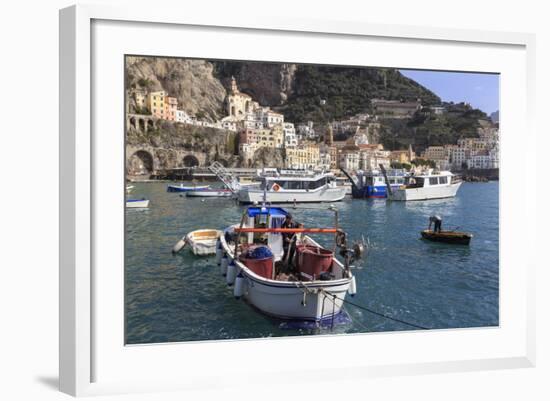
[125,181,498,344]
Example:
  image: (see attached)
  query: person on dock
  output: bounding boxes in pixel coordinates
[429,215,443,233]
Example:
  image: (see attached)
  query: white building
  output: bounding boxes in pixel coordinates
[175,109,191,124]
[283,122,297,148]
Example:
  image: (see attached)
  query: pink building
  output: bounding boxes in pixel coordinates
[165,96,178,121]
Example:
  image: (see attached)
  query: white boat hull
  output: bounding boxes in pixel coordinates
[237,186,346,204]
[126,199,149,208]
[390,182,462,201]
[220,232,352,321]
[186,190,233,198]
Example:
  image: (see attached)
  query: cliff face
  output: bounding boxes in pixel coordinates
[214,61,296,106]
[126,57,227,121]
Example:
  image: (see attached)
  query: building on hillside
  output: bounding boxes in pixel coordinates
[255,127,284,149]
[221,119,237,131]
[226,77,254,120]
[429,105,446,115]
[390,148,415,164]
[239,128,258,145]
[422,146,447,161]
[131,89,147,112]
[283,122,297,148]
[285,144,321,169]
[175,109,191,124]
[147,90,167,119]
[371,98,422,118]
[296,121,316,140]
[164,96,178,121]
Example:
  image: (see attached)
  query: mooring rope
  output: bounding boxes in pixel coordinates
[320,289,430,330]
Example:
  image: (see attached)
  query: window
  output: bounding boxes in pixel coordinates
[429,177,439,185]
[439,176,448,184]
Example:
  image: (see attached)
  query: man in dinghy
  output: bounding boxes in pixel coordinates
[429,215,443,233]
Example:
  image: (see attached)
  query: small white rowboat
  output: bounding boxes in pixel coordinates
[186,189,233,198]
[126,199,150,208]
[172,229,223,255]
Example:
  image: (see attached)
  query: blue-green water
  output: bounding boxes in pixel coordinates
[125,182,499,344]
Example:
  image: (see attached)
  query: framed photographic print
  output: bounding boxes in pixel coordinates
[60,4,536,396]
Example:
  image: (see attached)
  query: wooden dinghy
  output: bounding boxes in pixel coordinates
[172,229,223,255]
[421,229,472,245]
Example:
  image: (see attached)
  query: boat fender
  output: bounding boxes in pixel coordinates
[226,261,237,286]
[348,276,357,297]
[220,255,229,277]
[234,273,245,299]
[215,241,223,265]
[171,237,187,254]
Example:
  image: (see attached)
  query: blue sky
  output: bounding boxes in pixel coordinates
[399,70,500,115]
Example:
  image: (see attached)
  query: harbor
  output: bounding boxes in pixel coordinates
[125,180,498,344]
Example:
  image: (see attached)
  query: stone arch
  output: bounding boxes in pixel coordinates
[183,154,200,167]
[138,118,146,132]
[147,119,154,131]
[129,150,154,175]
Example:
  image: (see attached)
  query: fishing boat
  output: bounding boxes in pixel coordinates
[217,206,365,322]
[172,229,223,255]
[186,188,234,198]
[126,199,150,208]
[126,184,134,194]
[421,230,472,245]
[167,184,211,192]
[237,169,346,204]
[351,169,408,198]
[386,169,462,201]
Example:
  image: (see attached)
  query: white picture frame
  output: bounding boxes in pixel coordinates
[59,4,536,397]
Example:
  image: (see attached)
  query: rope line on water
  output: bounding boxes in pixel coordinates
[320,289,430,330]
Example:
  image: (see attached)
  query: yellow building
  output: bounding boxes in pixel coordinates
[256,125,284,149]
[286,144,320,169]
[147,90,166,119]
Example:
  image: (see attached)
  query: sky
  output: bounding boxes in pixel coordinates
[399,69,499,115]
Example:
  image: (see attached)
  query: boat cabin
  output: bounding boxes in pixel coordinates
[404,171,454,189]
[259,174,336,191]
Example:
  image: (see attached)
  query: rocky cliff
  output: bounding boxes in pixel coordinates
[126,57,227,121]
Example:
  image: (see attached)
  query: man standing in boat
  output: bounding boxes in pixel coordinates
[282,214,299,263]
[429,215,443,233]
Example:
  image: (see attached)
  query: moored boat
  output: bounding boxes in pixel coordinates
[186,188,234,197]
[421,229,472,245]
[126,199,150,208]
[172,229,223,255]
[167,184,211,192]
[237,169,346,204]
[388,170,462,201]
[218,206,364,322]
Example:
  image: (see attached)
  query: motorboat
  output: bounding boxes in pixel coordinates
[237,169,346,204]
[172,229,223,255]
[126,199,150,208]
[421,230,472,245]
[387,170,462,201]
[185,188,234,198]
[167,184,211,192]
[217,206,365,323]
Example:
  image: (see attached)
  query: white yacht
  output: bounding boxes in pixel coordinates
[237,169,347,204]
[389,170,462,201]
